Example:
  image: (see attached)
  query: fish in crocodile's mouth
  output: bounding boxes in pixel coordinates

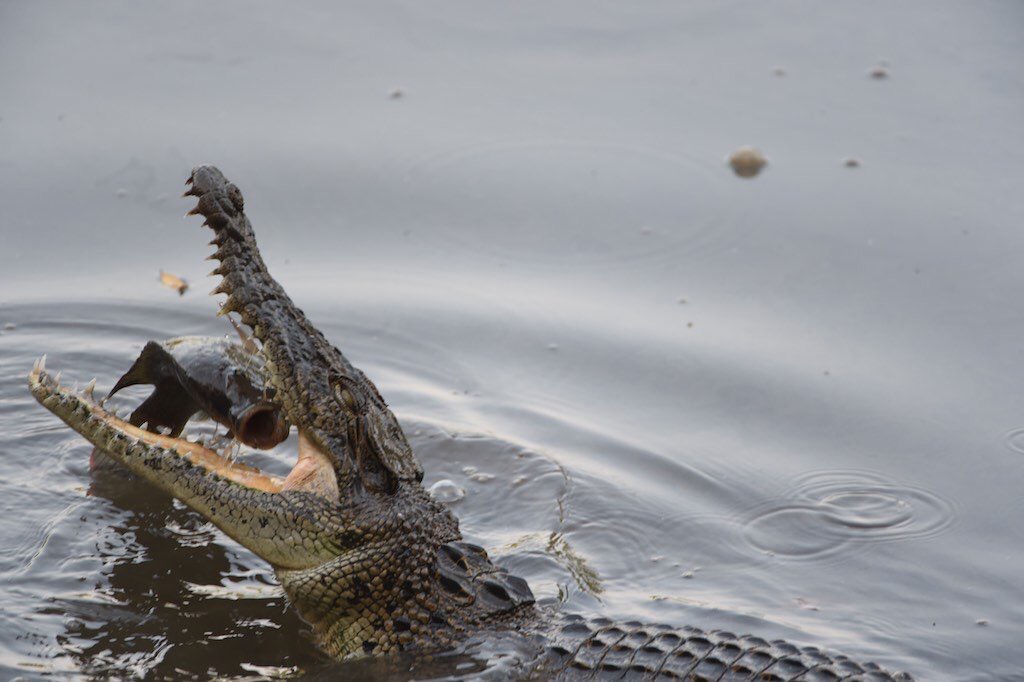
[29,355,336,498]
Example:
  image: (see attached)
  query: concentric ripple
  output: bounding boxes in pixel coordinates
[741,470,956,560]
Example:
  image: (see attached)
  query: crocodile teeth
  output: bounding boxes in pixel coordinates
[218,294,242,316]
[84,378,97,399]
[186,205,202,217]
[37,354,47,373]
[52,371,62,386]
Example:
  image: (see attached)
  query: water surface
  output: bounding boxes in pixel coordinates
[2,1,1023,679]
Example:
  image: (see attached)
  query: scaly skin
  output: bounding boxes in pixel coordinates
[28,166,912,680]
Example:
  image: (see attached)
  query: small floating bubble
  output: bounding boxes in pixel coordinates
[844,158,861,168]
[3,322,15,331]
[470,472,495,483]
[976,619,989,626]
[547,343,559,351]
[115,187,127,198]
[869,66,890,79]
[429,479,465,503]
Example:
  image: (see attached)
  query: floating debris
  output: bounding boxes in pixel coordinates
[772,66,787,77]
[470,472,495,483]
[3,322,15,331]
[389,88,404,99]
[728,146,768,178]
[115,188,128,199]
[547,343,559,351]
[844,158,861,168]
[869,66,890,79]
[796,597,820,611]
[428,479,465,503]
[159,270,189,296]
[976,619,989,627]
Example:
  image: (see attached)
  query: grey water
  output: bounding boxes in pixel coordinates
[2,1,1023,679]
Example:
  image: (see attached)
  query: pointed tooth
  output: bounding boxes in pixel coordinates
[186,205,202,217]
[39,355,47,373]
[53,370,62,385]
[84,378,97,399]
[185,175,194,186]
[218,294,241,316]
[210,280,230,296]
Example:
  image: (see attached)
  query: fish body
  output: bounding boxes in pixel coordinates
[108,336,289,449]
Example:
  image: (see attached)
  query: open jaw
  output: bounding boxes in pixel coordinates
[30,356,285,492]
[28,355,342,571]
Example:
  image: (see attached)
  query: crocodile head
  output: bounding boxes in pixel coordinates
[29,166,532,659]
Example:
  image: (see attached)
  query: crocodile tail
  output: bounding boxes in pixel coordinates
[539,615,913,680]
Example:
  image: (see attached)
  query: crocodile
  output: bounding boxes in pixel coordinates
[28,165,912,680]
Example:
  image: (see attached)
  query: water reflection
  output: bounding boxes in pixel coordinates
[48,465,323,679]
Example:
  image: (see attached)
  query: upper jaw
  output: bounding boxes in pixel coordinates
[185,164,424,492]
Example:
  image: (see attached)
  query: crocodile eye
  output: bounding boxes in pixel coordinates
[334,384,359,412]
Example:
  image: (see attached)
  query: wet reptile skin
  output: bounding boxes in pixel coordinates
[28,166,912,680]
